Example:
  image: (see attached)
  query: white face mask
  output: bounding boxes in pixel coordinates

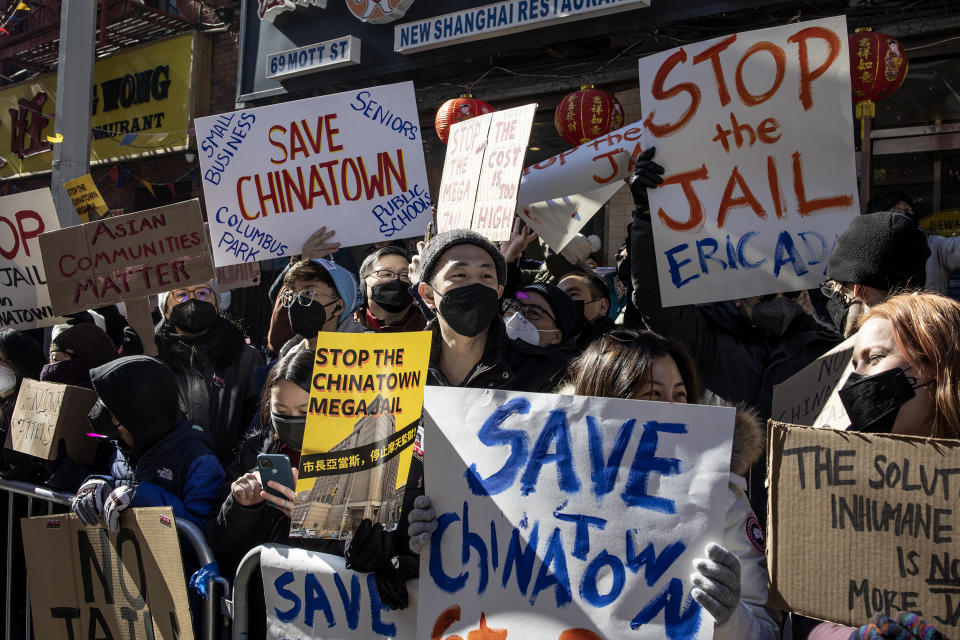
[0,365,16,395]
[504,312,556,346]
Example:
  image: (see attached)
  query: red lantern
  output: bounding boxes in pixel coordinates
[554,85,624,146]
[435,95,493,144]
[849,28,908,132]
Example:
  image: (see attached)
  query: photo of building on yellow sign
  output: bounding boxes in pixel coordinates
[0,32,205,178]
[292,331,431,539]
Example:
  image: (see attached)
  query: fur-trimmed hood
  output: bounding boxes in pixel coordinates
[731,403,765,477]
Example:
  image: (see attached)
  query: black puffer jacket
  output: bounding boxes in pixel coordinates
[630,215,842,419]
[155,317,264,467]
[206,422,343,578]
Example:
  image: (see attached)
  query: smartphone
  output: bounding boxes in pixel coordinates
[257,453,295,499]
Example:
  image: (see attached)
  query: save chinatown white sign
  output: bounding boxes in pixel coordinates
[195,81,430,267]
[638,16,859,306]
[418,387,734,639]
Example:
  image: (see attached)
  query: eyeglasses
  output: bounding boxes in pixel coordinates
[366,269,411,284]
[170,286,215,304]
[501,298,556,324]
[279,289,340,308]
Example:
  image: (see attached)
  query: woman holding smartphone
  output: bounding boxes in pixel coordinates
[206,348,344,577]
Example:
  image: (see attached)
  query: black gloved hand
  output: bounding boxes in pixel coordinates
[64,311,96,326]
[345,519,395,572]
[628,146,665,209]
[373,555,419,610]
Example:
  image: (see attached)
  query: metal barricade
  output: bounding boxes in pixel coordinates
[228,545,263,640]
[0,478,224,640]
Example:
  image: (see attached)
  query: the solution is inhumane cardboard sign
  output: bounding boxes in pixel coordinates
[638,16,858,306]
[39,199,214,315]
[195,81,431,267]
[437,104,536,241]
[22,507,194,639]
[0,189,62,329]
[771,336,854,428]
[418,387,734,639]
[768,423,960,630]
[9,379,99,464]
[260,545,417,639]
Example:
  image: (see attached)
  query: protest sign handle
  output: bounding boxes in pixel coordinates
[126,297,158,356]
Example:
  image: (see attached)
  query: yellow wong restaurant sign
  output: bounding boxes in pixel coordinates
[0,32,206,179]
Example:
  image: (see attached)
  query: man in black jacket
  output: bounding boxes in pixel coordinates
[155,281,265,467]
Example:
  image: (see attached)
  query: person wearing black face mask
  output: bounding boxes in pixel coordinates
[820,210,930,338]
[206,349,346,628]
[154,281,264,468]
[355,247,426,333]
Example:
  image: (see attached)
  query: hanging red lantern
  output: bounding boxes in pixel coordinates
[435,95,493,144]
[849,28,908,135]
[554,85,624,146]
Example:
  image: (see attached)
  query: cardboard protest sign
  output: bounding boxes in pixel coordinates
[39,199,214,315]
[418,387,734,639]
[768,423,960,630]
[0,189,62,329]
[195,81,431,267]
[215,262,261,290]
[517,120,642,251]
[437,104,536,241]
[638,17,858,306]
[260,545,417,639]
[64,174,110,223]
[9,379,99,464]
[436,113,492,233]
[472,104,537,241]
[771,336,854,428]
[22,507,194,639]
[292,331,431,539]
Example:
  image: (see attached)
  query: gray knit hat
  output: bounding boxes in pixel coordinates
[418,230,507,285]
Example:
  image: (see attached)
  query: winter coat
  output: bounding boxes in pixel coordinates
[717,405,781,640]
[92,422,224,528]
[923,231,960,295]
[155,317,264,467]
[425,316,575,392]
[206,422,343,577]
[354,306,427,333]
[630,216,842,419]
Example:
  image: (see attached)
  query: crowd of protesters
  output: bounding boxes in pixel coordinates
[0,147,954,639]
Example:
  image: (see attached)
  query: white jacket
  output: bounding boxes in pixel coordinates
[924,232,960,294]
[713,473,782,640]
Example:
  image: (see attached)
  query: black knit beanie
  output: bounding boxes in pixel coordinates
[51,323,116,359]
[519,282,577,341]
[418,229,507,285]
[827,211,930,291]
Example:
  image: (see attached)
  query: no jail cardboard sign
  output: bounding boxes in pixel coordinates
[260,545,417,639]
[0,189,61,329]
[638,16,858,306]
[768,423,960,631]
[292,331,431,540]
[195,81,431,266]
[418,387,734,639]
[39,199,214,315]
[22,507,194,639]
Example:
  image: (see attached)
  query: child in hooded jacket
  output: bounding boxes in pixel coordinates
[72,356,224,531]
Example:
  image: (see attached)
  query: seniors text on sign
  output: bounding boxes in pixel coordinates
[638,16,859,306]
[195,81,431,267]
